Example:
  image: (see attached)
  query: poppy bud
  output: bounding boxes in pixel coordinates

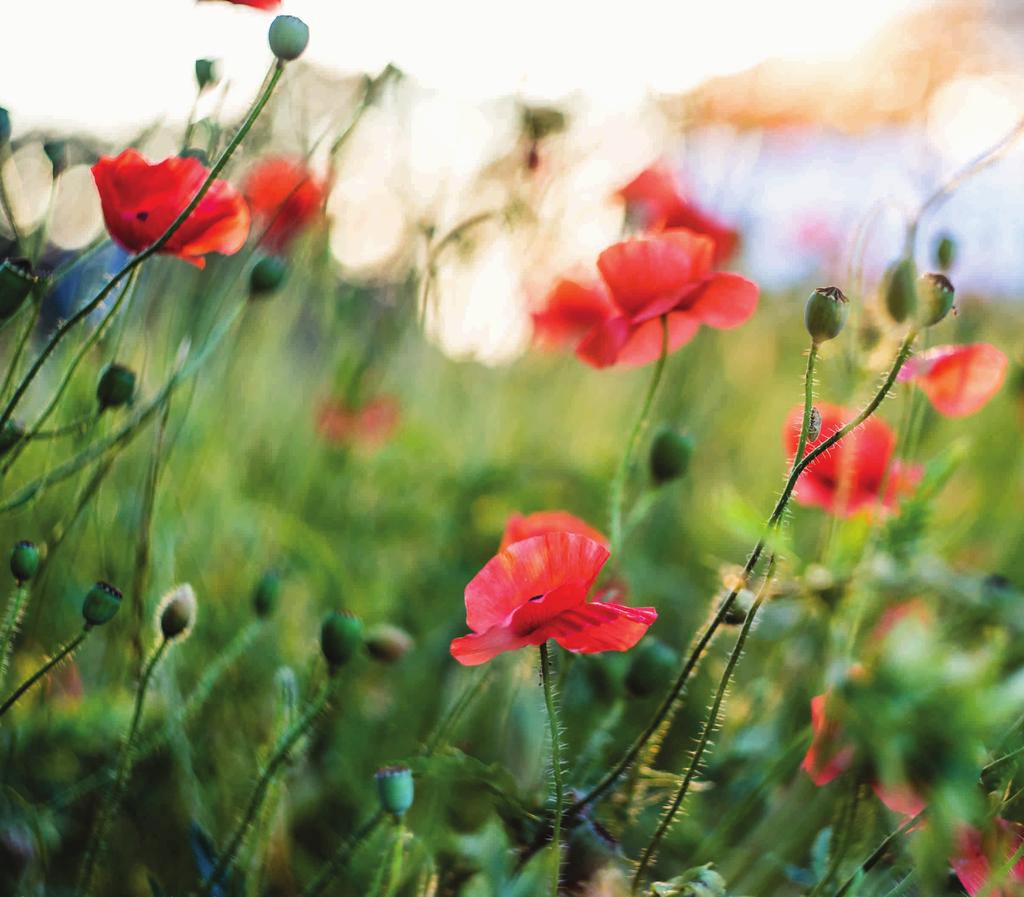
[249,255,288,297]
[320,610,363,668]
[268,15,310,62]
[0,258,37,320]
[804,286,849,344]
[649,427,695,485]
[625,639,677,698]
[375,765,414,817]
[82,581,122,627]
[194,58,220,92]
[43,140,67,176]
[158,584,197,640]
[96,363,136,410]
[365,623,413,663]
[0,420,23,456]
[10,540,39,583]
[917,272,955,327]
[253,570,281,618]
[0,108,10,145]
[934,233,956,271]
[884,259,917,323]
[807,406,822,442]
[565,818,620,887]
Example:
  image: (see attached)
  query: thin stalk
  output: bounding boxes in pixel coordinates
[422,665,493,758]
[26,414,99,440]
[829,811,922,897]
[539,642,564,897]
[809,785,861,897]
[299,811,385,897]
[0,582,31,689]
[46,237,111,288]
[0,295,42,405]
[792,343,818,475]
[0,627,89,718]
[379,821,406,897]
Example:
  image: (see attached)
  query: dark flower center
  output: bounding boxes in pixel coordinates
[136,211,149,221]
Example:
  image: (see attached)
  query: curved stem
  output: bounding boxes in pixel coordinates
[539,642,564,897]
[27,414,99,440]
[829,811,922,897]
[0,627,88,718]
[792,343,818,476]
[299,811,385,897]
[0,582,30,689]
[609,315,669,556]
[0,295,42,405]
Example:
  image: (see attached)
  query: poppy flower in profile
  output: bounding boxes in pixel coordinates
[897,343,1008,418]
[952,819,1024,897]
[243,156,326,252]
[531,278,615,350]
[91,150,250,269]
[316,396,400,449]
[500,511,608,551]
[450,533,657,666]
[576,229,758,369]
[617,165,739,265]
[785,403,919,517]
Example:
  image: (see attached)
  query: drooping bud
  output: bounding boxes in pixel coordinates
[268,15,309,62]
[934,233,956,271]
[194,58,220,92]
[180,147,210,166]
[917,272,955,327]
[565,818,621,887]
[365,623,413,663]
[320,611,363,668]
[649,428,695,486]
[10,540,39,583]
[96,363,136,410]
[0,258,37,320]
[82,581,122,627]
[807,406,822,442]
[253,570,282,618]
[884,258,917,323]
[804,286,849,344]
[158,583,197,640]
[0,420,23,456]
[43,140,67,176]
[0,108,11,145]
[625,638,677,698]
[249,255,288,298]
[375,765,414,817]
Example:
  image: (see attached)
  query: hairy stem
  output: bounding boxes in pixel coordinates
[0,627,89,718]
[0,582,31,689]
[299,811,385,897]
[540,642,564,897]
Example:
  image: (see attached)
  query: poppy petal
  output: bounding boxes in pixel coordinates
[685,272,759,329]
[898,343,1008,418]
[802,693,856,786]
[615,312,700,368]
[500,511,608,551]
[542,602,657,653]
[576,316,633,368]
[531,279,614,349]
[872,782,927,817]
[450,626,529,666]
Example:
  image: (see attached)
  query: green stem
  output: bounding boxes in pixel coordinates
[829,811,922,897]
[26,414,99,440]
[0,294,42,405]
[0,582,30,689]
[792,343,818,475]
[379,821,406,897]
[539,642,564,897]
[299,811,385,897]
[422,665,493,758]
[0,627,89,718]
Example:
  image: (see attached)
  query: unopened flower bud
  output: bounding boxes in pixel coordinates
[917,272,955,327]
[158,584,197,640]
[804,286,849,344]
[10,540,39,583]
[807,406,822,442]
[0,108,11,145]
[253,570,281,618]
[649,428,694,486]
[320,610,362,668]
[97,363,136,410]
[0,258,37,320]
[625,639,677,698]
[884,258,917,323]
[0,420,23,456]
[43,140,67,176]
[365,623,413,663]
[82,581,122,627]
[934,233,956,271]
[375,765,414,817]
[249,255,288,297]
[268,15,309,62]
[194,58,220,92]
[566,818,620,887]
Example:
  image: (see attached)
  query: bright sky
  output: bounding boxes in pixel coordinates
[4,0,923,135]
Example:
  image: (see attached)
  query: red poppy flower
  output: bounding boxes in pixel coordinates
[785,403,920,517]
[500,511,608,551]
[316,396,400,449]
[576,229,758,369]
[207,0,281,8]
[897,343,1008,418]
[617,165,739,265]
[952,820,1024,897]
[450,533,657,666]
[91,150,250,269]
[531,278,615,350]
[243,156,326,252]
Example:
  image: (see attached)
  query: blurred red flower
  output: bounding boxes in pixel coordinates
[576,229,758,369]
[450,533,656,666]
[210,0,281,8]
[500,511,608,551]
[952,820,1024,897]
[243,156,326,252]
[316,396,400,449]
[91,149,250,268]
[531,278,615,350]
[785,403,919,517]
[617,165,739,265]
[898,343,1008,418]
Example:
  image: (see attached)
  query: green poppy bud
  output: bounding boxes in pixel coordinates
[375,765,414,817]
[365,623,413,663]
[0,258,37,320]
[249,255,288,297]
[43,140,67,176]
[625,638,677,698]
[9,541,39,583]
[0,420,23,457]
[566,819,620,887]
[884,258,917,324]
[0,108,11,145]
[804,286,849,344]
[320,611,363,668]
[934,233,956,271]
[82,581,122,627]
[917,272,955,327]
[158,584,197,640]
[649,428,695,486]
[96,363,136,410]
[194,58,220,92]
[268,15,310,62]
[253,570,282,618]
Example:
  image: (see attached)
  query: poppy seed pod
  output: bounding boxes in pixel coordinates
[249,255,288,297]
[194,58,220,92]
[935,233,956,271]
[0,258,37,320]
[0,420,23,457]
[917,273,956,327]
[268,15,309,61]
[159,584,197,640]
[0,108,10,145]
[43,140,67,176]
[375,765,414,817]
[649,427,695,485]
[320,611,363,668]
[253,570,282,618]
[625,638,677,698]
[10,540,39,583]
[365,623,413,663]
[96,363,136,410]
[884,258,918,324]
[82,581,122,627]
[804,286,849,344]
